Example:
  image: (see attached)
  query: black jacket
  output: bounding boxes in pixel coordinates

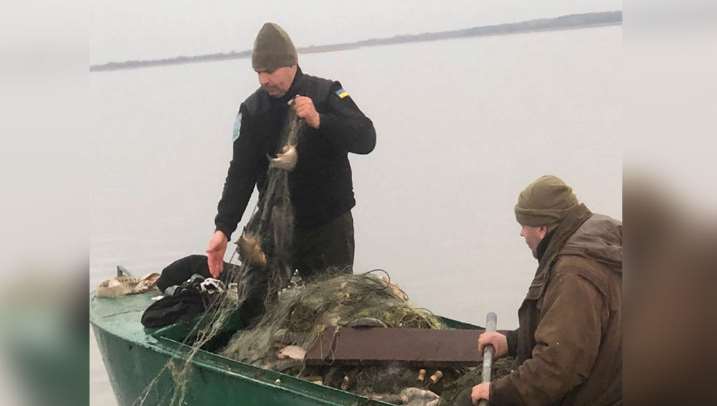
[215,68,376,239]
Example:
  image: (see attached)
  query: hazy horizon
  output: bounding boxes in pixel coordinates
[91,10,621,71]
[91,1,621,65]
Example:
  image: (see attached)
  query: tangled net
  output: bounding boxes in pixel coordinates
[133,287,238,406]
[221,270,442,368]
[134,105,303,406]
[133,105,511,405]
[221,271,494,403]
[234,104,303,306]
[437,356,515,405]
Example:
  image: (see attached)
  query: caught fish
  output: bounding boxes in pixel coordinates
[96,266,160,298]
[399,387,440,406]
[276,345,306,360]
[237,233,268,267]
[268,144,298,171]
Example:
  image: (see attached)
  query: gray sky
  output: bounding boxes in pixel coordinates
[91,0,621,65]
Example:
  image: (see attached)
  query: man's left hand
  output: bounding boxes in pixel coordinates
[294,95,320,128]
[470,383,490,405]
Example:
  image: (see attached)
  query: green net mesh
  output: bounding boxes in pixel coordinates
[221,271,441,366]
[437,357,515,405]
[219,271,509,403]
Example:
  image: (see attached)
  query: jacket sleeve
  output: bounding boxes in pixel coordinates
[506,329,519,357]
[214,105,259,240]
[490,271,605,406]
[317,81,376,154]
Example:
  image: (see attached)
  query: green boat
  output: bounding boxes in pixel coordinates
[91,291,481,406]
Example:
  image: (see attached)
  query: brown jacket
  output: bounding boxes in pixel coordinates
[491,204,622,406]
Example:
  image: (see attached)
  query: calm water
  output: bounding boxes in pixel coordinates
[90,25,622,405]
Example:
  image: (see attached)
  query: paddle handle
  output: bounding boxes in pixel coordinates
[478,312,498,406]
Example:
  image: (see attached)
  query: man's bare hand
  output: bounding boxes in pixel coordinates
[478,331,508,358]
[293,95,320,128]
[206,231,228,278]
[470,382,490,405]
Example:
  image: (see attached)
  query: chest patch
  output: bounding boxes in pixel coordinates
[232,112,242,143]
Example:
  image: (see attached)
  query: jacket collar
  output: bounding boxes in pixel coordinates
[535,228,555,261]
[527,204,592,295]
[538,204,592,270]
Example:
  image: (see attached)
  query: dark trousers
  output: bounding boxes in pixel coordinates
[293,210,355,279]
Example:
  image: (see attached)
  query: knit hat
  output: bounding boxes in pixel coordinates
[514,175,578,226]
[252,22,298,72]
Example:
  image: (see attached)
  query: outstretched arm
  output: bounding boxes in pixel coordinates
[214,105,259,239]
[211,106,259,276]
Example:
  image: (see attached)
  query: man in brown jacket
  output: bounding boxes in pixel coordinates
[471,175,622,405]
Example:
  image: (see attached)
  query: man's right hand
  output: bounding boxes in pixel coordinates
[478,331,509,359]
[206,231,228,278]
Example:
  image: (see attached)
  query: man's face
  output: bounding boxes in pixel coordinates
[520,224,548,258]
[256,65,297,97]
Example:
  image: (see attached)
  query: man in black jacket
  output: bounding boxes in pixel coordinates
[205,23,376,318]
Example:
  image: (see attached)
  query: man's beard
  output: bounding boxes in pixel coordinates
[263,85,285,98]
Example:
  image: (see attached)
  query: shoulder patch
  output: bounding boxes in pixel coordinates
[335,87,349,99]
[232,112,242,143]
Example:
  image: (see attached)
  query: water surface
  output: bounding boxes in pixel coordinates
[90,26,622,405]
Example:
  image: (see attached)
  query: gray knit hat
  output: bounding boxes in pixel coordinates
[252,22,298,72]
[514,175,578,226]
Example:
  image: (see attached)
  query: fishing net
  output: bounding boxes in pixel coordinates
[437,357,515,405]
[233,104,303,305]
[134,287,239,406]
[221,270,442,368]
[220,271,498,404]
[134,106,303,406]
[133,106,509,406]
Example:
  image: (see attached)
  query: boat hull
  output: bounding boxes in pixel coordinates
[91,292,393,405]
[91,291,480,405]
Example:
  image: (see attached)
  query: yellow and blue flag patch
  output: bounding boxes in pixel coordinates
[335,87,350,99]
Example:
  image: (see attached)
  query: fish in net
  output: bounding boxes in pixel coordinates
[133,103,304,406]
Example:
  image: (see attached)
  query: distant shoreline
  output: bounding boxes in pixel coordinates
[90,10,621,72]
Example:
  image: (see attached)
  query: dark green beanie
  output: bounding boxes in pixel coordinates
[252,22,298,72]
[514,175,578,226]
